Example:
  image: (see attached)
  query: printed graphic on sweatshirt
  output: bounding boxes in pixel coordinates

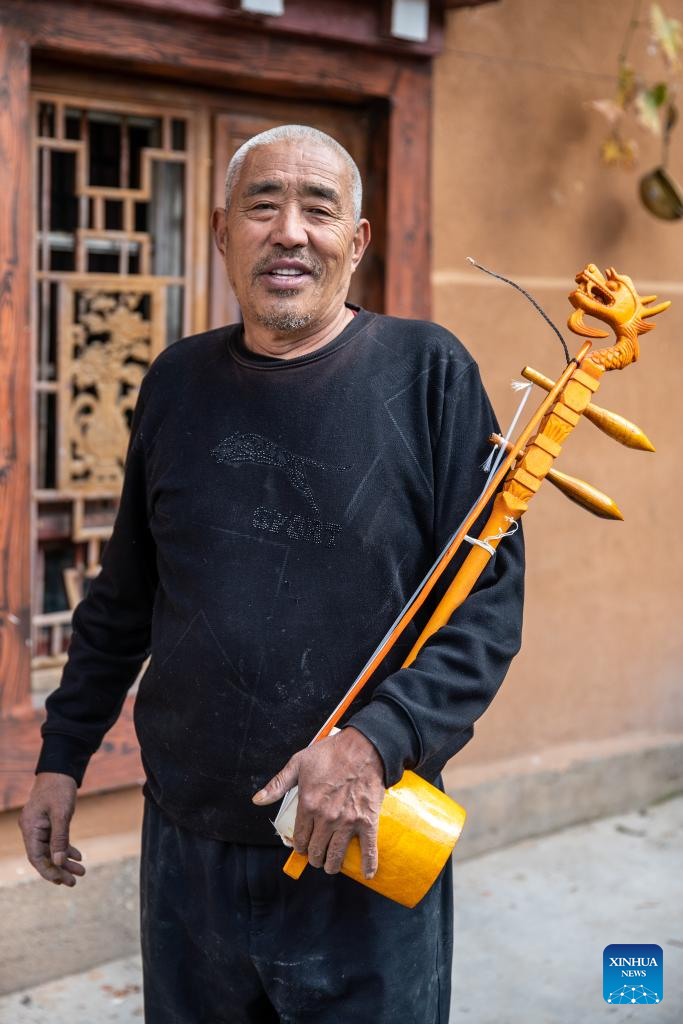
[603,944,663,1004]
[252,505,342,548]
[211,431,348,516]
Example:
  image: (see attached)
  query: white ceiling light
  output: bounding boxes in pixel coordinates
[391,0,429,43]
[240,0,284,15]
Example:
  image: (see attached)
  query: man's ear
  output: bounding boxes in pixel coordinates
[351,219,371,272]
[211,207,228,257]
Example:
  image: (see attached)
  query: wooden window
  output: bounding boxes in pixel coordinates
[31,90,202,697]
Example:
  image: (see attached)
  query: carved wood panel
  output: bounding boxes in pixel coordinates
[58,284,163,492]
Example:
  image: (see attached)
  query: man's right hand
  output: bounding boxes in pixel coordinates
[19,773,85,886]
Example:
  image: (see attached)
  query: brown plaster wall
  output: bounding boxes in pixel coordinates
[432,0,683,766]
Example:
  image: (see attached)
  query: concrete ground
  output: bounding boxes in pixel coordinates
[1,796,681,1024]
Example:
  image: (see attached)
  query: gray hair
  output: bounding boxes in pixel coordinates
[224,124,363,224]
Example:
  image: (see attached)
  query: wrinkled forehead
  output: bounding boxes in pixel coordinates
[234,139,353,208]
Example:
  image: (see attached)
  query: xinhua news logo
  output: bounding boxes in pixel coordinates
[603,944,663,1004]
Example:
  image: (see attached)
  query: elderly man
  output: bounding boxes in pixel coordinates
[20,125,524,1023]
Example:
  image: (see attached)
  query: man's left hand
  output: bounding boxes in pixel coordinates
[252,727,385,878]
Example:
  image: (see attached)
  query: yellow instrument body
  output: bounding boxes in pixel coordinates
[283,770,466,908]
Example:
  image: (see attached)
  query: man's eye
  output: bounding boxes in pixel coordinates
[308,207,331,217]
[253,202,277,211]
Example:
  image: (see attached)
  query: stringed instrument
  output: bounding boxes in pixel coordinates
[274,264,670,908]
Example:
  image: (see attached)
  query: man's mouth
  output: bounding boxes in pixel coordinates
[257,259,317,289]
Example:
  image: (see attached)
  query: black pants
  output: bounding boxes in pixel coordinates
[140,796,453,1023]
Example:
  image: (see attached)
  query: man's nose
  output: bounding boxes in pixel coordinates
[269,203,308,249]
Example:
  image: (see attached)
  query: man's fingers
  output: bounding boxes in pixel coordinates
[27,834,81,883]
[41,856,82,884]
[252,755,300,805]
[358,822,379,879]
[63,858,86,876]
[306,820,334,870]
[49,818,71,866]
[34,855,77,886]
[23,828,84,885]
[24,827,51,875]
[28,853,55,882]
[323,829,354,875]
[292,809,314,857]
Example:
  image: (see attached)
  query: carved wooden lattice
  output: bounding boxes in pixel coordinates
[32,91,195,687]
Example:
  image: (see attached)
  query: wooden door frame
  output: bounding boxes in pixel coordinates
[0,0,433,809]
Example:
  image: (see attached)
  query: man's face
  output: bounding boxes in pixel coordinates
[212,139,370,333]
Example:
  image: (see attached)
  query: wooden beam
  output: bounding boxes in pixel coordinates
[443,0,499,8]
[87,0,446,58]
[5,0,415,102]
[385,63,431,319]
[0,22,32,713]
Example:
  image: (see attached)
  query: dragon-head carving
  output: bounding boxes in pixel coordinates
[568,264,670,370]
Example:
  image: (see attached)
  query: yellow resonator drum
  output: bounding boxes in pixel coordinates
[277,771,466,908]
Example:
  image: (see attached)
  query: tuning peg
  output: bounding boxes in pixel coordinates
[521,366,655,452]
[490,434,624,520]
[544,466,623,520]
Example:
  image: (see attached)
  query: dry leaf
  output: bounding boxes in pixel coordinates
[600,136,638,168]
[588,98,624,126]
[634,82,668,134]
[650,3,683,69]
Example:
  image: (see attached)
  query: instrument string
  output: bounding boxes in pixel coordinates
[466,257,571,364]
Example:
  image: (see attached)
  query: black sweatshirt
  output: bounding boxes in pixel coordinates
[37,307,525,844]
